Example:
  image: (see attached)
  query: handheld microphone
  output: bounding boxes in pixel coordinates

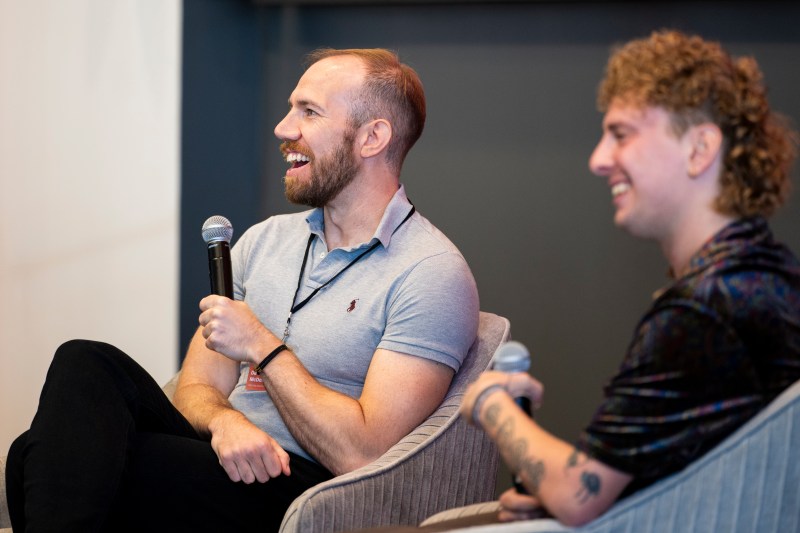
[492,340,532,416]
[492,340,532,494]
[201,216,234,298]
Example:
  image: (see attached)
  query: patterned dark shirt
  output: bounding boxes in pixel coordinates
[577,217,800,496]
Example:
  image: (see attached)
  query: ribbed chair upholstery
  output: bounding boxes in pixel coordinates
[279,311,507,532]
[0,455,7,533]
[420,377,800,533]
[0,311,509,533]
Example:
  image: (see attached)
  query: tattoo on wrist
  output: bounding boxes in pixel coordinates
[470,384,504,427]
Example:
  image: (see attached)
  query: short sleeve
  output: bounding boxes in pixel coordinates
[378,251,480,372]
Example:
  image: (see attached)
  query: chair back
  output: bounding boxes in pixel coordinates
[575,377,800,533]
[421,377,800,533]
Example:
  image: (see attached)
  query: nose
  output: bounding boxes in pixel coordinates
[588,135,613,177]
[274,111,299,141]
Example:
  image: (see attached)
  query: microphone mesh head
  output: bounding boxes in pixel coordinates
[202,215,234,244]
[492,340,530,373]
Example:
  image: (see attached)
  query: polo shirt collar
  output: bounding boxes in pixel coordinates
[305,184,413,250]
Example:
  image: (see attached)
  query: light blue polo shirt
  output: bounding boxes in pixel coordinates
[227,185,479,462]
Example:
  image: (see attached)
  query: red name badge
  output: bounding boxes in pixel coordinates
[245,365,266,391]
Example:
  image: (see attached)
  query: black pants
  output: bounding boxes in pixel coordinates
[6,340,333,533]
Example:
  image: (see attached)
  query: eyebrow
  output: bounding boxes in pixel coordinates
[605,122,633,134]
[289,98,320,111]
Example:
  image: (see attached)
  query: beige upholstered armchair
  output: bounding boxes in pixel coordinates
[0,311,509,533]
[419,376,800,533]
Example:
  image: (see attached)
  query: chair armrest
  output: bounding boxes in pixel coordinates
[420,501,572,533]
[280,393,498,533]
[420,500,501,525]
[1,454,11,529]
[420,378,800,533]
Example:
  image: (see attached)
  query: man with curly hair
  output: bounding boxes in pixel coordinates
[461,30,800,527]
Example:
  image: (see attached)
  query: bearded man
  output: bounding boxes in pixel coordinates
[6,49,479,533]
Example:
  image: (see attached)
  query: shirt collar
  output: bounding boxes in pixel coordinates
[655,217,769,299]
[682,217,768,278]
[305,184,414,250]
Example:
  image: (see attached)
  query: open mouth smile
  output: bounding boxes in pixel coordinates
[285,152,311,170]
[611,182,631,197]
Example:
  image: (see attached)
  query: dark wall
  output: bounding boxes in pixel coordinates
[181,0,800,496]
[180,0,271,357]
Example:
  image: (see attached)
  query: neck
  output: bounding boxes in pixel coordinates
[661,210,735,277]
[323,176,399,250]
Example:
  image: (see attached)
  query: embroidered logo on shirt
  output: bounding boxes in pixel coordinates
[347,299,359,313]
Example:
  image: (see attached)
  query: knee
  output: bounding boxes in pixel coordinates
[56,339,99,354]
[6,431,28,485]
[51,339,97,368]
[8,431,27,462]
[54,339,121,361]
[51,339,124,376]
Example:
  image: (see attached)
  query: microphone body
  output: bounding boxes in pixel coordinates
[492,340,532,494]
[492,340,532,416]
[512,391,532,416]
[202,216,234,299]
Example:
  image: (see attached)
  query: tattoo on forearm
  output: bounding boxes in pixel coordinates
[488,401,546,497]
[566,448,581,471]
[485,403,500,428]
[575,472,601,503]
[509,438,528,471]
[521,459,545,495]
[566,448,602,503]
[565,447,590,473]
[497,416,515,448]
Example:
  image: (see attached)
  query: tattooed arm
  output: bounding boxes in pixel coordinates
[461,372,632,527]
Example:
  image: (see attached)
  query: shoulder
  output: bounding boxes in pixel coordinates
[661,253,800,324]
[387,211,476,296]
[237,210,312,242]
[233,210,313,255]
[404,211,465,255]
[385,210,472,273]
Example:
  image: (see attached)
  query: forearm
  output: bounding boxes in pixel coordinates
[260,350,385,474]
[173,382,244,438]
[197,305,401,472]
[477,390,630,526]
[173,329,243,437]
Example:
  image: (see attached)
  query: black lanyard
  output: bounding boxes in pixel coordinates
[281,205,415,342]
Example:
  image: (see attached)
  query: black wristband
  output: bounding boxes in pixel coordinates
[253,344,288,373]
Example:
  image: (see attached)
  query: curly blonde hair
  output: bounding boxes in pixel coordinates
[598,30,797,218]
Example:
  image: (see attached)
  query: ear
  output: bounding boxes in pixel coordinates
[357,119,392,160]
[686,123,723,178]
